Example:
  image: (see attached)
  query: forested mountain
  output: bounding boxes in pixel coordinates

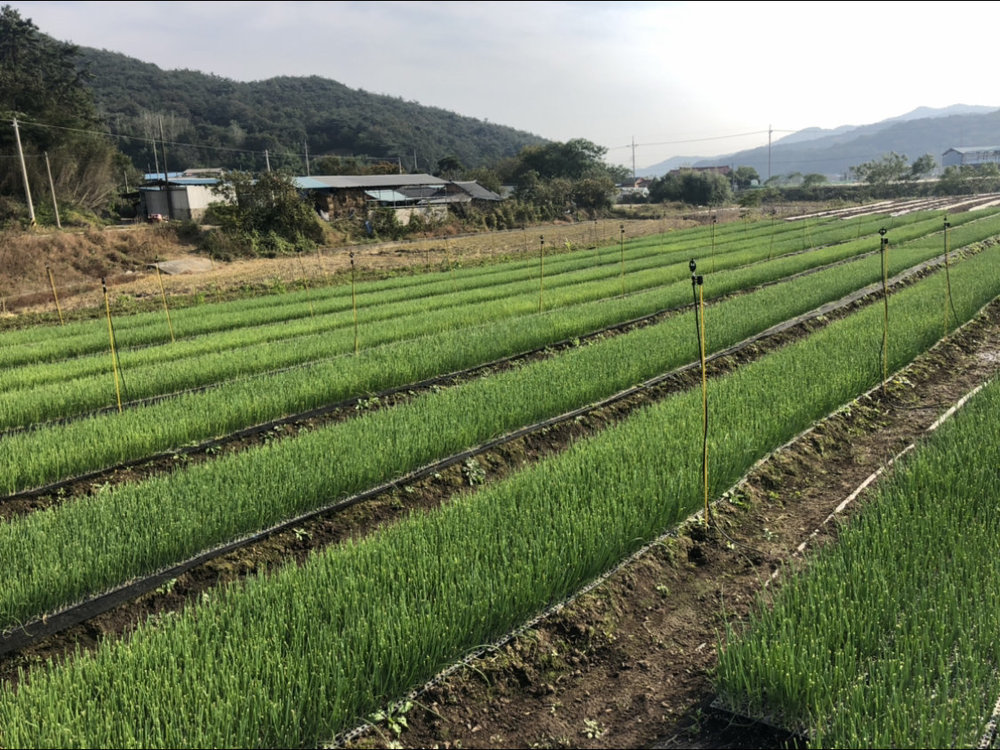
[75,47,547,174]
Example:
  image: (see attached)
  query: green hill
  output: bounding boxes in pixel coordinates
[76,47,546,174]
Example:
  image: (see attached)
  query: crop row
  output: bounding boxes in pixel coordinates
[2,212,990,504]
[0,231,995,643]
[715,376,1000,748]
[2,211,991,434]
[0,210,955,371]
[1,230,998,748]
[0,209,905,379]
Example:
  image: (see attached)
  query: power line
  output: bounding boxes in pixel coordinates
[13,117,404,169]
[607,129,797,151]
[16,117,264,157]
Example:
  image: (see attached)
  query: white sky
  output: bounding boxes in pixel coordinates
[10,0,999,169]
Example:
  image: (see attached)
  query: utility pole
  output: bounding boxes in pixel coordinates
[158,116,172,219]
[304,140,310,176]
[44,152,61,229]
[631,135,636,182]
[767,123,773,182]
[264,149,271,172]
[12,118,36,225]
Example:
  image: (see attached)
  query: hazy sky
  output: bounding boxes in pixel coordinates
[11,1,999,169]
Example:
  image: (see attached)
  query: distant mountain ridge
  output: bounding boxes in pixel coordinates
[640,104,1000,179]
[75,47,547,174]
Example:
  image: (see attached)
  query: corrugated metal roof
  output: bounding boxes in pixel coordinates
[169,178,219,186]
[945,146,1000,154]
[298,174,447,189]
[422,194,471,204]
[396,186,444,199]
[364,189,415,203]
[293,176,330,189]
[452,181,502,201]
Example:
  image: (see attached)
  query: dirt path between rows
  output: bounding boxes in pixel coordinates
[342,299,1000,750]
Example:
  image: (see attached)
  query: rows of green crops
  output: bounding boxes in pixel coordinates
[2,211,995,498]
[0,210,891,382]
[1,229,996,631]
[2,209,833,364]
[0,209,953,379]
[6,231,965,622]
[2,210,991,435]
[2,229,998,748]
[3,217,994,514]
[714,377,1000,748]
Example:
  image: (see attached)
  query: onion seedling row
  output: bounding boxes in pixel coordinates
[1,237,998,749]
[0,210,958,370]
[0,241,997,643]
[715,378,1000,748]
[1,218,990,498]
[3,211,993,434]
[0,209,893,374]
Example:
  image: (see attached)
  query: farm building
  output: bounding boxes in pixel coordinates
[942,146,1000,168]
[139,169,229,221]
[294,173,502,225]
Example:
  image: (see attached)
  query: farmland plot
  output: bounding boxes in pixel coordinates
[3,210,997,502]
[2,212,1000,748]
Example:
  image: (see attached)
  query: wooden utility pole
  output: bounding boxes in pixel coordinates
[12,118,36,225]
[44,152,61,229]
[158,116,172,219]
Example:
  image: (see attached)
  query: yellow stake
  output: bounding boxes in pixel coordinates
[620,224,626,296]
[154,259,175,343]
[445,238,456,290]
[538,235,545,313]
[296,254,315,317]
[46,265,64,325]
[943,219,953,336]
[350,251,359,355]
[102,278,123,413]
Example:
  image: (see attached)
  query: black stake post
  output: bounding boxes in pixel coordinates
[102,277,124,413]
[690,259,710,525]
[943,218,955,336]
[710,215,717,271]
[878,227,889,395]
[538,235,545,313]
[619,223,626,296]
[768,209,776,261]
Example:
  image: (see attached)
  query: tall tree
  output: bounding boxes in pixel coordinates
[0,4,124,218]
